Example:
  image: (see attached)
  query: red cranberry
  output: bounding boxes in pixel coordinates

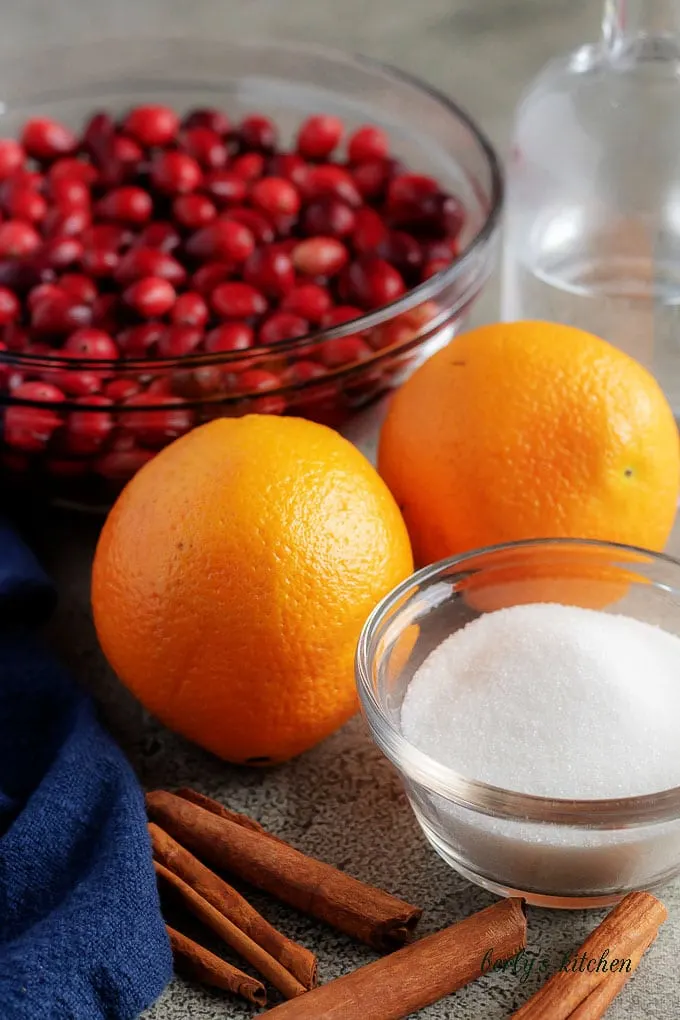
[186,220,255,263]
[65,327,119,360]
[224,207,275,245]
[82,113,121,184]
[182,108,230,135]
[151,151,202,195]
[243,247,295,298]
[302,199,355,238]
[113,135,144,165]
[27,283,62,313]
[259,312,309,345]
[0,287,20,325]
[64,396,114,454]
[0,170,42,202]
[284,360,328,386]
[156,325,203,358]
[292,236,348,277]
[0,220,41,257]
[0,260,53,295]
[48,158,99,186]
[117,322,167,357]
[281,283,331,323]
[378,231,424,281]
[82,248,119,278]
[305,165,361,207]
[191,261,233,296]
[31,294,92,335]
[267,153,309,188]
[211,282,267,319]
[97,187,153,225]
[123,392,193,447]
[250,177,301,218]
[21,118,77,161]
[368,314,417,352]
[123,105,179,147]
[387,173,439,210]
[351,158,392,200]
[180,126,228,170]
[124,276,176,318]
[115,246,186,286]
[237,369,286,415]
[0,140,25,180]
[238,115,278,152]
[42,207,90,238]
[231,153,265,181]
[90,293,119,332]
[59,274,98,304]
[341,256,406,310]
[422,257,450,280]
[204,171,248,207]
[40,235,84,269]
[297,115,343,160]
[173,194,217,230]
[137,221,182,252]
[320,335,372,368]
[81,223,131,251]
[348,125,389,163]
[7,189,47,223]
[4,381,65,451]
[321,305,364,329]
[352,207,388,254]
[50,178,91,209]
[171,291,209,328]
[95,444,153,479]
[205,321,254,354]
[104,377,142,401]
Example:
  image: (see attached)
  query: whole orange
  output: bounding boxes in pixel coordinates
[92,415,413,763]
[378,321,680,566]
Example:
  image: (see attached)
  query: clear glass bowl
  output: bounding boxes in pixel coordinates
[0,39,501,510]
[356,538,680,909]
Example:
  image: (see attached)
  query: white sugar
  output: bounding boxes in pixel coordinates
[401,603,680,798]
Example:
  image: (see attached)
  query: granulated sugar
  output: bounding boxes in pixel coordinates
[401,603,680,798]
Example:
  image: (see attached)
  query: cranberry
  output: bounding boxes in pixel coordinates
[387,173,439,210]
[124,276,176,318]
[4,381,65,451]
[297,115,343,160]
[115,246,186,286]
[186,220,254,264]
[341,256,406,309]
[171,292,209,328]
[59,274,98,304]
[82,248,119,278]
[237,369,286,415]
[117,323,167,357]
[0,140,25,180]
[204,171,248,207]
[352,207,388,254]
[151,151,202,195]
[82,113,121,184]
[173,194,217,230]
[50,178,91,210]
[104,377,142,401]
[238,115,278,152]
[31,294,92,335]
[182,108,230,135]
[81,223,131,251]
[305,165,361,207]
[243,247,295,298]
[223,207,274,245]
[39,236,84,270]
[368,314,417,352]
[27,283,62,313]
[422,257,450,281]
[320,335,372,368]
[205,321,254,354]
[50,352,104,397]
[123,105,179,147]
[321,305,364,328]
[42,207,90,238]
[123,392,193,447]
[281,283,332,323]
[267,153,309,188]
[64,396,114,454]
[284,360,328,386]
[211,282,267,319]
[351,159,395,200]
[48,158,99,186]
[95,444,154,479]
[302,199,355,238]
[21,118,77,161]
[292,236,348,277]
[378,231,423,281]
[259,312,309,345]
[65,327,119,360]
[191,261,233,296]
[181,127,228,170]
[0,261,53,295]
[0,286,20,325]
[250,177,301,218]
[97,187,153,225]
[137,222,182,252]
[90,293,120,332]
[7,189,47,223]
[113,135,144,165]
[348,125,389,163]
[231,153,265,181]
[157,325,203,358]
[0,220,41,258]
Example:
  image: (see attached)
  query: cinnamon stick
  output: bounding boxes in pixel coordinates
[567,930,657,1020]
[176,787,280,840]
[156,860,307,999]
[262,898,527,1019]
[167,925,267,1007]
[511,891,667,1019]
[150,823,317,989]
[147,789,422,950]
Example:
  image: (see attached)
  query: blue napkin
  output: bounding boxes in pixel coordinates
[0,520,172,1019]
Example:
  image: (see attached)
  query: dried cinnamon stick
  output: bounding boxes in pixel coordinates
[150,823,317,989]
[147,789,422,950]
[262,898,527,1018]
[176,787,280,840]
[511,891,667,1019]
[567,930,657,1020]
[167,925,267,1007]
[156,860,306,999]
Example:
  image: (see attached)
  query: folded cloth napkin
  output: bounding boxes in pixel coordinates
[0,520,172,1019]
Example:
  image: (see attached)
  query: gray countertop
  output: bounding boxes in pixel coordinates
[8,0,680,1017]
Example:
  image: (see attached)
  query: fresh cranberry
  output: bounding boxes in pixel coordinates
[0,170,42,202]
[320,335,372,368]
[305,165,361,207]
[65,327,119,360]
[224,207,275,245]
[90,293,120,332]
[422,257,450,281]
[237,369,286,414]
[64,395,114,454]
[31,293,92,335]
[348,125,389,163]
[21,118,77,161]
[340,256,406,309]
[284,360,328,386]
[250,177,301,218]
[238,115,278,152]
[352,207,389,254]
[171,292,209,327]
[137,221,182,252]
[124,276,176,318]
[368,314,417,352]
[156,325,203,358]
[182,108,230,135]
[281,283,332,323]
[180,127,228,170]
[187,219,255,263]
[231,153,265,181]
[104,377,142,401]
[82,248,119,278]
[151,151,202,195]
[0,140,25,180]
[42,206,90,238]
[211,282,267,319]
[49,178,91,209]
[27,282,62,313]
[39,236,84,270]
[5,379,65,428]
[7,189,47,223]
[204,171,248,207]
[0,286,20,325]
[117,323,167,357]
[378,231,423,281]
[302,199,355,238]
[115,246,186,286]
[297,115,343,160]
[58,274,98,304]
[173,193,217,230]
[82,113,121,186]
[0,260,53,295]
[259,312,309,345]
[351,159,394,200]
[387,173,439,210]
[191,261,233,296]
[4,406,64,454]
[94,444,154,479]
[122,392,193,447]
[0,220,41,258]
[321,305,364,329]
[243,247,295,298]
[292,236,349,277]
[123,105,179,147]
[267,153,309,188]
[97,187,153,224]
[50,355,104,397]
[205,321,254,354]
[112,135,144,165]
[48,158,99,186]
[81,223,131,251]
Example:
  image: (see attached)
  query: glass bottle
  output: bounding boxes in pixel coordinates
[501,0,680,419]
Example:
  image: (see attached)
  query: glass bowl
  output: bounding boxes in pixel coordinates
[0,38,501,510]
[356,538,680,909]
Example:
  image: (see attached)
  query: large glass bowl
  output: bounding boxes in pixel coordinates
[356,539,680,909]
[0,39,501,510]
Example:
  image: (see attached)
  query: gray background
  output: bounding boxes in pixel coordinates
[7,1,679,1018]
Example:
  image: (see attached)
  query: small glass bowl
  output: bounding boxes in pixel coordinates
[356,538,680,908]
[0,38,501,510]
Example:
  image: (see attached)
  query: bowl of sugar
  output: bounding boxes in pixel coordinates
[356,538,680,908]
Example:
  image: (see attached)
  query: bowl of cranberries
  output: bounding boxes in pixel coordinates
[0,39,501,509]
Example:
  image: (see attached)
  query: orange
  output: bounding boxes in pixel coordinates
[378,321,680,566]
[92,415,413,764]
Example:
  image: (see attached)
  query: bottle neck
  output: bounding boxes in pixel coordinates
[603,0,680,54]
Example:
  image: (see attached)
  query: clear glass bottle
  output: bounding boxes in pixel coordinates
[501,0,680,418]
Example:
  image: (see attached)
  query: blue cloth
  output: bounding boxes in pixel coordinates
[0,522,172,1019]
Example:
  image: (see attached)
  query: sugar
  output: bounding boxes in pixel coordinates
[401,603,680,798]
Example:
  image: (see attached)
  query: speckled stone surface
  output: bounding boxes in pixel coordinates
[5,1,680,1017]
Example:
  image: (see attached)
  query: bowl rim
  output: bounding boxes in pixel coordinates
[356,536,680,828]
[0,38,503,374]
